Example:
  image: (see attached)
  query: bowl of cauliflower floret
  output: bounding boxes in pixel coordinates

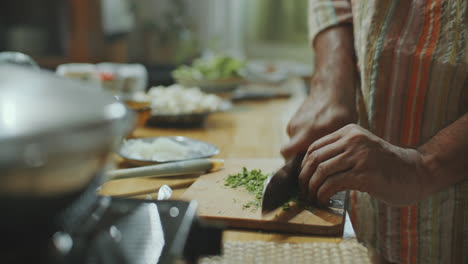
[144,84,231,127]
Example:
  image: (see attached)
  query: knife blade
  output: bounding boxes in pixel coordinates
[261,154,304,214]
[106,159,225,180]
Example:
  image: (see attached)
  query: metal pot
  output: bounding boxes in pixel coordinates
[0,65,135,197]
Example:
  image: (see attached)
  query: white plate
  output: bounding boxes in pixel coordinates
[118,136,220,166]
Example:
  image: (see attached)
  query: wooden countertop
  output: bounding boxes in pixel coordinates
[105,78,342,244]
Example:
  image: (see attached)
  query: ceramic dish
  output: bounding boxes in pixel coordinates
[118,136,220,166]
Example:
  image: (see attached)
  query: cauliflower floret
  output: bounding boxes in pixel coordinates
[147,84,224,115]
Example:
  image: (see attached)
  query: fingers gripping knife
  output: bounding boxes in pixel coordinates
[261,154,347,215]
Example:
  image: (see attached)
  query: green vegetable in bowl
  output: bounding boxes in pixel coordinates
[172,55,246,81]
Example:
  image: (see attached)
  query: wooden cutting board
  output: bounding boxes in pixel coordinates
[181,159,345,236]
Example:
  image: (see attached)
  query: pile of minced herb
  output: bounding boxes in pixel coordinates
[224,167,269,210]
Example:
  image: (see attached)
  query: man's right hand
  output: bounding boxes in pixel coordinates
[281,25,358,160]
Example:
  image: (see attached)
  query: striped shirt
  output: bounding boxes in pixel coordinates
[308,0,468,263]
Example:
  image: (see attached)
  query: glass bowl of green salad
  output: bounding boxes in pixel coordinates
[172,55,246,93]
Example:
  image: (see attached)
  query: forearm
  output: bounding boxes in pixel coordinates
[419,113,468,197]
[311,25,358,103]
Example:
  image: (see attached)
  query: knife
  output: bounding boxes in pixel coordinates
[106,159,225,180]
[261,154,346,215]
[261,154,304,214]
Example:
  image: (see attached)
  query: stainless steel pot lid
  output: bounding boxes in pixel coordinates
[0,65,130,142]
[0,65,134,196]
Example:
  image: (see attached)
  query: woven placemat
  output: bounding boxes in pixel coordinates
[200,240,370,264]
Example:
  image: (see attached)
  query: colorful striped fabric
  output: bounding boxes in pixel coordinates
[308,0,468,263]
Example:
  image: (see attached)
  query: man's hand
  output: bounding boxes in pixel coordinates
[282,73,357,159]
[281,25,358,160]
[299,124,427,206]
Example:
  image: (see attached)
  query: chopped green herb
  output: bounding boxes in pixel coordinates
[224,167,270,210]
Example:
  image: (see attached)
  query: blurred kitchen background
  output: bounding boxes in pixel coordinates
[0,0,313,87]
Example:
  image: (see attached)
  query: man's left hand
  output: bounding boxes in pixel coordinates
[299,124,428,207]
